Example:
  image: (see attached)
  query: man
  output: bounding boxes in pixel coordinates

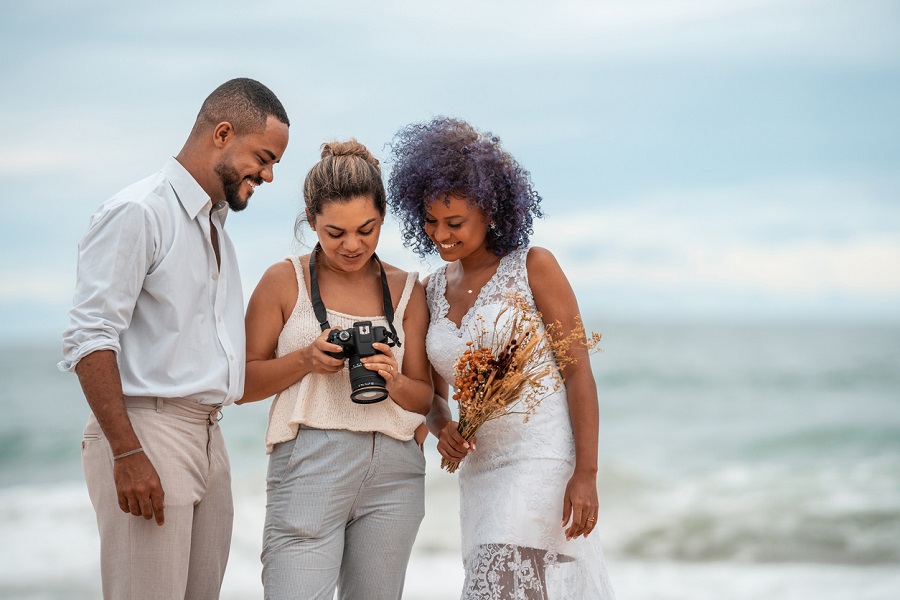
[59,78,290,599]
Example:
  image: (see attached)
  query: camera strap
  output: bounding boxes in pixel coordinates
[308,243,401,346]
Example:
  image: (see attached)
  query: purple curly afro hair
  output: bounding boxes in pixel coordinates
[387,117,543,258]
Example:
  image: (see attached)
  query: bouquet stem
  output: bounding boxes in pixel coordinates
[440,456,461,474]
[440,422,476,473]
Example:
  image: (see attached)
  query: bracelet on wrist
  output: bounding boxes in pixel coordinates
[113,447,144,460]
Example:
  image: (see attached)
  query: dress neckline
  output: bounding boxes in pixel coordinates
[437,251,516,331]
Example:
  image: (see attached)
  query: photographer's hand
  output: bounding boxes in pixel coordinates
[361,342,400,383]
[362,341,432,415]
[303,329,346,375]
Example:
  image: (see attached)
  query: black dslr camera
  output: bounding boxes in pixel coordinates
[326,321,397,404]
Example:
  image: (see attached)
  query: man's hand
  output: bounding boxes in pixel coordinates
[113,452,165,526]
[75,350,166,525]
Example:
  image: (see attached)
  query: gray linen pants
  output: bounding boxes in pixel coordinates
[262,427,426,600]
[82,397,233,600]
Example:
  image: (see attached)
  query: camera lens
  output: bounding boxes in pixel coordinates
[348,356,389,404]
[352,387,389,403]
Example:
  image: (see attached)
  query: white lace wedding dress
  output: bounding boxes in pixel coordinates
[426,248,616,600]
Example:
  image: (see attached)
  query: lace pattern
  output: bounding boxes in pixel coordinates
[462,544,580,600]
[426,248,615,599]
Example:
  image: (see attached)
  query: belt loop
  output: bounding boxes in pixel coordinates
[156,397,164,414]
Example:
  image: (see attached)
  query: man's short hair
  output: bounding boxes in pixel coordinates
[196,78,289,135]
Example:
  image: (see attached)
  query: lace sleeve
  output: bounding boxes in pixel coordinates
[425,265,449,321]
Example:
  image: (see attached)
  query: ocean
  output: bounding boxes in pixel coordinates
[1,319,899,599]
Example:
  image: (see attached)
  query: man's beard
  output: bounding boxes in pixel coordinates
[214,160,259,212]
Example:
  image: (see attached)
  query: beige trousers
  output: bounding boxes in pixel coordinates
[82,397,233,600]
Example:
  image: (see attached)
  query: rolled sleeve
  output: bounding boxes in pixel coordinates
[59,201,154,372]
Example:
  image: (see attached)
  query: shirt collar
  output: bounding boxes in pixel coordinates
[161,157,227,221]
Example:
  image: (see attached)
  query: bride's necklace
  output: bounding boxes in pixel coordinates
[458,256,501,295]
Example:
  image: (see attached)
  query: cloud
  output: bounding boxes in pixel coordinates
[0,270,73,302]
[2,0,898,333]
[699,239,900,295]
[532,175,900,300]
[549,236,900,296]
[8,1,896,70]
[0,117,173,180]
[366,0,900,66]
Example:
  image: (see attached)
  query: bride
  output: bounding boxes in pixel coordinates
[388,117,616,599]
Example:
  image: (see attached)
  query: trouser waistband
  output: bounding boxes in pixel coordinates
[124,396,223,422]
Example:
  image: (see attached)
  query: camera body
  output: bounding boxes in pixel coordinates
[326,321,396,404]
[325,321,393,361]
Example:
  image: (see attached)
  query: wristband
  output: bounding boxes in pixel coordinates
[113,447,144,460]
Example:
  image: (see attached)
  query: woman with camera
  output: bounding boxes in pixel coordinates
[387,118,615,599]
[239,140,432,600]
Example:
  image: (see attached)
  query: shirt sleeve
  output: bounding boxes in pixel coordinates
[58,200,155,372]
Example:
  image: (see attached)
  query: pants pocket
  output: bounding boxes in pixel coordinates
[266,437,297,492]
[81,433,101,452]
[403,438,426,475]
[81,415,103,453]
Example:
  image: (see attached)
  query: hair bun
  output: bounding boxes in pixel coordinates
[321,139,379,168]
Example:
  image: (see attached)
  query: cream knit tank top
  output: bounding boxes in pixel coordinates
[264,255,426,453]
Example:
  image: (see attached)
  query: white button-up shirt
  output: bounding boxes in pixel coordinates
[59,157,245,405]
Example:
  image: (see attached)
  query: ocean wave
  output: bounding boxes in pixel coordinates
[598,461,900,565]
[2,457,898,600]
[598,365,900,392]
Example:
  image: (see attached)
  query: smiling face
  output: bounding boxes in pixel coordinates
[213,115,289,211]
[424,194,491,262]
[310,195,384,272]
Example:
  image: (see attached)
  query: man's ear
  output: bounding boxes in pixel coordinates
[213,122,235,149]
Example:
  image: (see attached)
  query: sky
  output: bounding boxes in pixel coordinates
[1,0,899,343]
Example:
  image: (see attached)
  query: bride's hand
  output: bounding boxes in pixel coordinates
[436,421,475,462]
[562,471,599,540]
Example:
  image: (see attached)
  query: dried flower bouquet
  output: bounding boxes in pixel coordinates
[442,292,601,473]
